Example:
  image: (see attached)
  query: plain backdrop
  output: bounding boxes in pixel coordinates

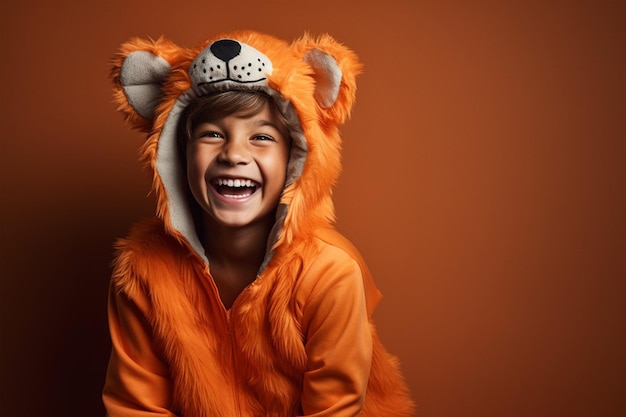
[1,1,624,416]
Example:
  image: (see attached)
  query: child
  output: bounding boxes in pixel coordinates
[103,30,415,417]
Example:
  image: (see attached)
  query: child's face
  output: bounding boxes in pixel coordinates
[186,103,290,229]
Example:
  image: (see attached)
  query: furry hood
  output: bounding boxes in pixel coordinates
[110,30,362,265]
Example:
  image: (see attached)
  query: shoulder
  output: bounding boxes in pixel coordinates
[314,227,369,271]
[111,217,190,293]
[312,228,375,293]
[294,228,365,286]
[295,227,382,315]
[115,217,174,254]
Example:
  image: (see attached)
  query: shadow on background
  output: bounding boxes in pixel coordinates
[1,169,154,416]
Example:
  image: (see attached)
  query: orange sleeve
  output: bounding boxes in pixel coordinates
[299,248,373,417]
[103,285,177,416]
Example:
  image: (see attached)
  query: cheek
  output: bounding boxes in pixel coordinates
[263,149,290,189]
[187,144,211,170]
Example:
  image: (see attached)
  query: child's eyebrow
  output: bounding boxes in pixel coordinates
[254,119,282,131]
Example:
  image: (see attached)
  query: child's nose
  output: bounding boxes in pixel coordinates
[218,140,250,166]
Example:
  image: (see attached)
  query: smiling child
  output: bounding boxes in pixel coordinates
[103,31,415,417]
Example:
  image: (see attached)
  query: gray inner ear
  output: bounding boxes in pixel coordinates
[120,51,171,120]
[303,49,343,109]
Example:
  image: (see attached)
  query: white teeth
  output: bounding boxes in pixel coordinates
[222,192,253,199]
[216,178,255,187]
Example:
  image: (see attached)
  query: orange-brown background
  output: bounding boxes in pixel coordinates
[1,1,624,416]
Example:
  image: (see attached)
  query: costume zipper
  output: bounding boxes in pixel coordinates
[226,309,243,417]
[203,266,243,417]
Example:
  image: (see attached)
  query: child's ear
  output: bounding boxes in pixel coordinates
[110,37,186,133]
[294,34,363,125]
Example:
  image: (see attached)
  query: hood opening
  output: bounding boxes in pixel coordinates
[155,87,308,272]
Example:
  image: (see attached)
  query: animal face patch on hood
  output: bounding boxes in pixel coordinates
[110,30,362,264]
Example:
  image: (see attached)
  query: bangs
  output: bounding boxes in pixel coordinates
[191,91,269,126]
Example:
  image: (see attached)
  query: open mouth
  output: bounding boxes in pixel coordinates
[212,178,260,199]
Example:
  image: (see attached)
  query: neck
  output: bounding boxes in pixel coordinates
[201,213,274,270]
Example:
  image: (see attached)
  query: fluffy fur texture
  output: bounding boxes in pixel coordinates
[108,30,415,416]
[112,219,414,416]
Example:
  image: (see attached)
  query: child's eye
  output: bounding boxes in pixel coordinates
[195,130,223,140]
[252,134,275,142]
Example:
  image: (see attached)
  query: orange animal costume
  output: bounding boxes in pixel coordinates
[103,31,415,417]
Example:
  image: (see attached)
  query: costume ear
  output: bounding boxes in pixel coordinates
[303,49,343,109]
[295,34,363,125]
[110,37,185,132]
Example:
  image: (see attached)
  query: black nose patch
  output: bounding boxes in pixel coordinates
[210,39,242,62]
